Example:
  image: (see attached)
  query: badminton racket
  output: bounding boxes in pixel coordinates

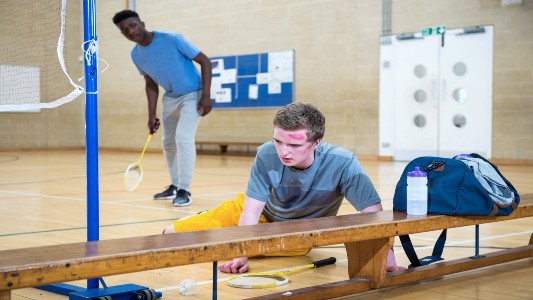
[227,257,336,289]
[124,133,152,192]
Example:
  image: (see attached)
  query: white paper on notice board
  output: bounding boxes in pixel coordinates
[215,88,232,103]
[211,59,224,74]
[221,69,237,84]
[256,73,269,84]
[268,51,293,83]
[248,84,258,99]
[268,82,281,94]
[210,76,222,99]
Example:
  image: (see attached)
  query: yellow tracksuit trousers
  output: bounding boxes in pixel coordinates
[173,193,309,256]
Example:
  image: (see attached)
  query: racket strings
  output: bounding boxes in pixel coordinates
[124,134,152,192]
[244,274,286,281]
[227,273,288,288]
[125,163,142,192]
[227,257,336,289]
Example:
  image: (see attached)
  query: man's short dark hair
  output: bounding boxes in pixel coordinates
[273,102,325,142]
[112,10,139,25]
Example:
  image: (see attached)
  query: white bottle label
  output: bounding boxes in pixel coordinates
[407,177,428,215]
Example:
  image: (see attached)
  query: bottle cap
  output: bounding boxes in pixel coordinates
[407,166,427,177]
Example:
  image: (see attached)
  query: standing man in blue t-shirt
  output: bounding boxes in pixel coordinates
[113,10,212,207]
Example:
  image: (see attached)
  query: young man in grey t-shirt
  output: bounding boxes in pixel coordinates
[163,102,404,273]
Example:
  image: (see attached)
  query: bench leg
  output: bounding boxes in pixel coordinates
[0,291,10,300]
[529,233,533,245]
[344,237,394,288]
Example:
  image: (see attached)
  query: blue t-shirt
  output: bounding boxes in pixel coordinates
[131,31,201,97]
[246,141,381,222]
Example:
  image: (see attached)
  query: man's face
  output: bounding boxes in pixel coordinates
[117,17,147,44]
[273,127,320,170]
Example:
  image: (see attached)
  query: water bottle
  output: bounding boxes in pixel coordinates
[407,166,428,215]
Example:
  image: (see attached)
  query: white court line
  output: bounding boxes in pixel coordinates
[411,236,458,243]
[156,229,533,292]
[110,191,238,203]
[0,189,86,202]
[400,230,533,254]
[0,189,197,214]
[157,278,229,292]
[0,189,244,215]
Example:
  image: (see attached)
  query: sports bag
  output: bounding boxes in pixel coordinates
[393,153,519,216]
[392,153,520,268]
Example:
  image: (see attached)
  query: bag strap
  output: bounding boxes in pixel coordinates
[399,229,447,268]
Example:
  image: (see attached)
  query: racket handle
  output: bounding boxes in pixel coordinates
[313,257,336,268]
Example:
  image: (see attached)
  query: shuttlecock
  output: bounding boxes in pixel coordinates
[178,279,198,296]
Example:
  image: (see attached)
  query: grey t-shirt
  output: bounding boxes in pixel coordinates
[246,141,381,222]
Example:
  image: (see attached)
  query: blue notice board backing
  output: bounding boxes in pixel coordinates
[209,50,294,109]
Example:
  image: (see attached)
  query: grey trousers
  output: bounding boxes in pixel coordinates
[161,91,201,192]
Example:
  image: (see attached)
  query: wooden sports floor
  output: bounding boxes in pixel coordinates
[0,150,531,299]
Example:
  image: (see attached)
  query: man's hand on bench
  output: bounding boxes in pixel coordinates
[219,257,249,273]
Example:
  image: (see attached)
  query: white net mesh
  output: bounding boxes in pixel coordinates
[0,0,83,112]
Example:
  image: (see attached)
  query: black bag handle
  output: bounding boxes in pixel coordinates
[399,229,447,268]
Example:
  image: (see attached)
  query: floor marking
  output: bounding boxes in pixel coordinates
[0,189,200,213]
[0,189,243,237]
[402,230,533,253]
[412,236,458,242]
[0,218,178,237]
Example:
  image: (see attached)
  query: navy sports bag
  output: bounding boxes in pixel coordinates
[392,153,520,268]
[393,153,519,216]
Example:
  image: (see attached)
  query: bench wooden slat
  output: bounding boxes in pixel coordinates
[383,244,533,287]
[1,194,532,292]
[246,278,371,300]
[248,245,533,300]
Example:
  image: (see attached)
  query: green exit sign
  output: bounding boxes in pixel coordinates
[422,25,446,36]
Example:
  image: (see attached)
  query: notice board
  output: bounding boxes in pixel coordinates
[209,50,294,109]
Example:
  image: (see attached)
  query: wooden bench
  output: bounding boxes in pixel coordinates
[195,141,263,154]
[1,194,532,300]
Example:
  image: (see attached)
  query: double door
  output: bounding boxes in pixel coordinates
[379,26,493,161]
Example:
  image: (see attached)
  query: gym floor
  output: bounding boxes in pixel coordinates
[0,150,531,299]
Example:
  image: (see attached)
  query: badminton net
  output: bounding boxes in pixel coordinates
[0,0,84,112]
